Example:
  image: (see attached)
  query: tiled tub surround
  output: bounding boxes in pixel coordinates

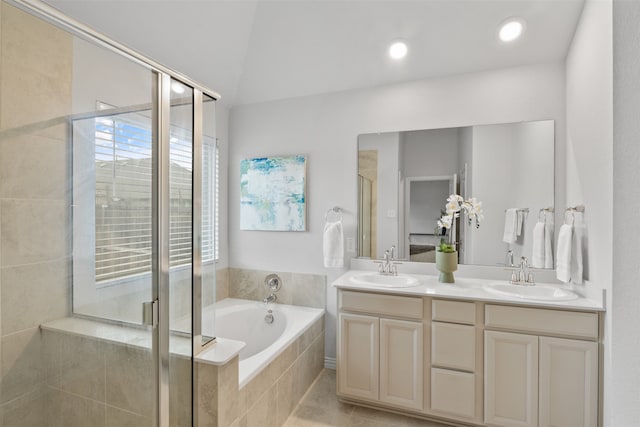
[198,311,325,427]
[227,268,326,309]
[40,298,325,427]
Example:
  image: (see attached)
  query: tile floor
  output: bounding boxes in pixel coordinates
[283,369,450,427]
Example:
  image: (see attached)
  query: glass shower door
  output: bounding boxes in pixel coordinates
[0,2,219,426]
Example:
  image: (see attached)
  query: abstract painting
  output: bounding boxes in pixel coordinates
[240,155,306,231]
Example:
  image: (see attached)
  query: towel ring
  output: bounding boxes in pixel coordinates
[564,210,575,226]
[325,207,342,222]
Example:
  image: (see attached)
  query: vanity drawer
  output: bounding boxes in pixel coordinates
[432,322,476,372]
[485,305,598,339]
[340,290,423,320]
[432,299,476,325]
[431,368,476,419]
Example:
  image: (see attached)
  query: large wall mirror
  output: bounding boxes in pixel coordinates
[357,120,555,268]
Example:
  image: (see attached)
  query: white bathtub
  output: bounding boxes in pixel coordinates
[201,298,324,387]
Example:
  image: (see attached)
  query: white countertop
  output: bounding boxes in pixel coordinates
[333,270,605,311]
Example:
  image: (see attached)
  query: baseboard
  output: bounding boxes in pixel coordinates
[324,356,336,370]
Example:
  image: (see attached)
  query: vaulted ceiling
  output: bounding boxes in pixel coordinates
[45,0,585,107]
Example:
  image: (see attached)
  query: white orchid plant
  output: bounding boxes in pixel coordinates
[436,194,484,253]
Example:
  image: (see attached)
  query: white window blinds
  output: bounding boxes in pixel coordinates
[94,115,217,283]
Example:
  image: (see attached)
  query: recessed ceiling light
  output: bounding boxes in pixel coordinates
[389,41,408,60]
[498,18,526,43]
[171,81,186,94]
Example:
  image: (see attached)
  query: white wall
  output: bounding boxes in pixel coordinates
[565,0,613,424]
[359,132,400,257]
[402,128,460,178]
[228,61,567,359]
[612,0,638,425]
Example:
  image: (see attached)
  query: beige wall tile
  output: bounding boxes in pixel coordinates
[46,388,105,427]
[1,328,43,403]
[215,267,230,302]
[229,268,265,301]
[0,132,68,200]
[106,405,152,427]
[195,361,218,427]
[54,333,105,401]
[244,366,269,413]
[275,366,295,426]
[1,259,69,335]
[272,342,297,379]
[236,383,248,419]
[293,333,325,400]
[245,382,278,427]
[217,357,239,427]
[290,273,326,309]
[169,355,192,427]
[229,268,325,309]
[297,316,324,356]
[0,199,69,267]
[1,388,46,427]
[0,4,72,131]
[105,344,153,417]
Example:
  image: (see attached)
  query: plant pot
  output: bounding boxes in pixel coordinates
[436,250,458,283]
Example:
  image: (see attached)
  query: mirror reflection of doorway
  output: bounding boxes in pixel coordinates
[405,175,456,262]
[358,175,373,257]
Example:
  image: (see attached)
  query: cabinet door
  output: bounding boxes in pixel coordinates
[380,318,423,410]
[539,337,598,427]
[485,331,539,427]
[338,313,379,400]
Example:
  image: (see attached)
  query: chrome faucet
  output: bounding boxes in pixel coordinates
[263,273,281,305]
[375,245,401,276]
[507,249,514,267]
[510,256,535,285]
[263,293,278,304]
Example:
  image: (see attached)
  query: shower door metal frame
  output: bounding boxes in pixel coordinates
[6,2,221,427]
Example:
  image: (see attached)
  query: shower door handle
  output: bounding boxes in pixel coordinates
[142,300,158,327]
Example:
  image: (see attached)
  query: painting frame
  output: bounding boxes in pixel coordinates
[240,155,307,231]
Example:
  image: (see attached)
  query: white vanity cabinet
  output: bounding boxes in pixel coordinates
[484,305,600,427]
[336,284,603,427]
[337,290,424,410]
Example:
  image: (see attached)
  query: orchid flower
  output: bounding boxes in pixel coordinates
[437,194,484,242]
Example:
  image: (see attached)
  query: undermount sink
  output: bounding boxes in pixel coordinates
[349,273,420,288]
[484,282,579,301]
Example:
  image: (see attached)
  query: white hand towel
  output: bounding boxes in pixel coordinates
[531,221,545,268]
[571,223,585,284]
[323,220,344,268]
[503,209,518,244]
[544,221,554,269]
[556,223,573,283]
[516,210,525,236]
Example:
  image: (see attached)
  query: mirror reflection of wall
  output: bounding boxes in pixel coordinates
[357,119,555,268]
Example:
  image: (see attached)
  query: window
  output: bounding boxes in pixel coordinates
[93,113,217,284]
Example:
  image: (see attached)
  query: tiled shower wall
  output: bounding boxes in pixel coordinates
[0,4,72,425]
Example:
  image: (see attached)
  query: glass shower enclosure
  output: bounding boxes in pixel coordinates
[0,1,218,426]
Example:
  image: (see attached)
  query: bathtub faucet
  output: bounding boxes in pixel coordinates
[263,293,277,305]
